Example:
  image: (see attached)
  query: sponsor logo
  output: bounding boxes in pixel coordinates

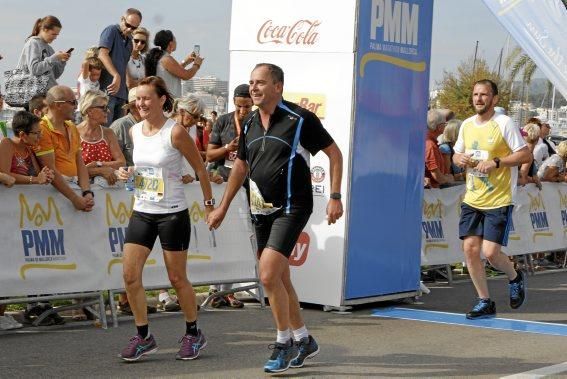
[361,0,425,76]
[421,199,448,254]
[558,190,567,236]
[106,193,134,258]
[527,192,553,241]
[284,92,326,119]
[257,19,321,45]
[18,194,75,280]
[311,166,325,183]
[289,232,310,266]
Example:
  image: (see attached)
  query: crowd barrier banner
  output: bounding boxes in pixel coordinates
[481,0,567,100]
[0,185,256,297]
[421,183,567,266]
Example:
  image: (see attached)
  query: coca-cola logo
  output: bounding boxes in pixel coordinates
[257,19,321,46]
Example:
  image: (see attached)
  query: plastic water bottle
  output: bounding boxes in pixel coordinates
[124,167,134,191]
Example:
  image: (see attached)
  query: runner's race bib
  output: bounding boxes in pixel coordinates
[134,167,165,202]
[249,179,281,215]
[224,151,238,169]
[466,149,489,178]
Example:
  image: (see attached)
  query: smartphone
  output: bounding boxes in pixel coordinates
[66,48,74,54]
[193,44,200,56]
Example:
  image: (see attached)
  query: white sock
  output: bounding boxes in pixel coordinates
[292,325,309,341]
[276,329,291,344]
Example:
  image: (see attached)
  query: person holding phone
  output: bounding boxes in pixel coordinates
[20,15,70,92]
[145,30,203,98]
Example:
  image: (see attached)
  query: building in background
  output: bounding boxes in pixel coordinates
[181,76,228,116]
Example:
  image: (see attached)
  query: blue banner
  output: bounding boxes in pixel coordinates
[345,0,434,299]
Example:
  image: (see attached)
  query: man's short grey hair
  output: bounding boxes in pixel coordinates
[427,109,445,131]
[173,94,205,116]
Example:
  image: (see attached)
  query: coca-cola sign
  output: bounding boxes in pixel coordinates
[257,19,321,45]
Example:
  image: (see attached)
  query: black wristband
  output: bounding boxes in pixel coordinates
[82,190,94,198]
[330,192,341,200]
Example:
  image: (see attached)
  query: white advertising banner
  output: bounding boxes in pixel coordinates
[482,0,567,99]
[421,183,567,266]
[230,0,356,53]
[0,185,256,297]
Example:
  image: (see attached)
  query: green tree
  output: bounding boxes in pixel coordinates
[434,56,510,120]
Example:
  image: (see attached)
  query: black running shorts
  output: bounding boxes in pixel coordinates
[125,209,191,251]
[253,209,311,258]
[458,203,513,246]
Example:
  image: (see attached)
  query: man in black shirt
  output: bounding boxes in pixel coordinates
[207,63,343,373]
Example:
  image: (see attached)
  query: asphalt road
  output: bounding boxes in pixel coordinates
[2,271,567,378]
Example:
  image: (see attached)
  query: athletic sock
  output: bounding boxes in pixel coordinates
[186,320,198,336]
[276,329,291,344]
[292,325,309,341]
[137,324,150,339]
[509,270,521,284]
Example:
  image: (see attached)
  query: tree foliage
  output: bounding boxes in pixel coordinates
[434,56,511,120]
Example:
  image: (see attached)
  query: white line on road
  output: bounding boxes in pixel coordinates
[501,362,567,379]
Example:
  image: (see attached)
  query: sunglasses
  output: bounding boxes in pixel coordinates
[133,39,146,45]
[54,99,78,106]
[27,130,42,136]
[91,105,109,112]
[122,17,138,30]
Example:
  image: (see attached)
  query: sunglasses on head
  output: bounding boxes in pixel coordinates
[54,99,78,106]
[133,39,146,45]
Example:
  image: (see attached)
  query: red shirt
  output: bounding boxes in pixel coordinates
[425,135,446,188]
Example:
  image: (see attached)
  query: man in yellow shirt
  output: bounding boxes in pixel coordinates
[35,85,94,212]
[453,79,531,319]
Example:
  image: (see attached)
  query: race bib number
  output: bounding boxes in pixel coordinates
[249,179,281,215]
[224,151,238,169]
[465,149,489,178]
[134,167,165,202]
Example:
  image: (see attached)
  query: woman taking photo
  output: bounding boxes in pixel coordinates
[145,30,203,98]
[116,76,213,362]
[126,27,150,89]
[77,90,126,186]
[20,16,70,91]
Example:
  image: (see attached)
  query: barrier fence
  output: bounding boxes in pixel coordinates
[422,183,567,266]
[0,184,260,326]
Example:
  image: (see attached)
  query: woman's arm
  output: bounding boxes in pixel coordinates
[161,55,202,81]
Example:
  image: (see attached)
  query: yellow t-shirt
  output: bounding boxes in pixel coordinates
[454,114,525,209]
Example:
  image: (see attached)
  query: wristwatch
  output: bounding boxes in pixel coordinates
[493,157,501,169]
[204,198,215,206]
[330,192,342,200]
[82,189,94,198]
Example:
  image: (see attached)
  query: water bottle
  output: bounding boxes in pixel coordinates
[123,167,134,191]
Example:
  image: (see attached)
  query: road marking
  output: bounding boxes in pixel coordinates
[500,361,567,378]
[372,307,567,337]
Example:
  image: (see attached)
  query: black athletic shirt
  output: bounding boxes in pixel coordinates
[237,99,334,213]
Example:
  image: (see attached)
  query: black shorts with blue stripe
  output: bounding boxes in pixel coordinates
[458,203,514,246]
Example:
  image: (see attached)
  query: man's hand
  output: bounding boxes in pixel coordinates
[226,137,239,152]
[207,207,227,230]
[107,74,121,95]
[72,195,94,212]
[454,153,473,168]
[326,199,343,225]
[101,167,117,185]
[475,159,497,174]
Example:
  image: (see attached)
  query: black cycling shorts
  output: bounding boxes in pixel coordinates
[253,209,311,258]
[125,209,190,251]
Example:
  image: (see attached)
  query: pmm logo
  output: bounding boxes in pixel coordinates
[289,232,310,267]
[105,193,133,226]
[528,192,545,212]
[422,199,442,219]
[189,202,206,223]
[371,0,419,46]
[19,193,63,228]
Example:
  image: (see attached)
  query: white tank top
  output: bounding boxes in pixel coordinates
[131,118,187,214]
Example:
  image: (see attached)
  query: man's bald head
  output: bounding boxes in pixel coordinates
[46,85,74,105]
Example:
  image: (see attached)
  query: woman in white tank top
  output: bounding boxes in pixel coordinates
[116,76,214,361]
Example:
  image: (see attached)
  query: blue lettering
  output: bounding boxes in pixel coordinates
[562,210,567,227]
[33,230,50,256]
[530,212,549,229]
[21,230,33,256]
[422,220,444,239]
[48,229,65,255]
[109,227,127,253]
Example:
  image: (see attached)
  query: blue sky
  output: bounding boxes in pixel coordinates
[0,0,520,91]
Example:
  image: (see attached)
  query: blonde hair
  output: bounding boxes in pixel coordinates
[439,119,462,145]
[84,46,99,59]
[557,141,567,160]
[79,89,108,116]
[132,27,150,54]
[522,123,540,144]
[172,94,205,116]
